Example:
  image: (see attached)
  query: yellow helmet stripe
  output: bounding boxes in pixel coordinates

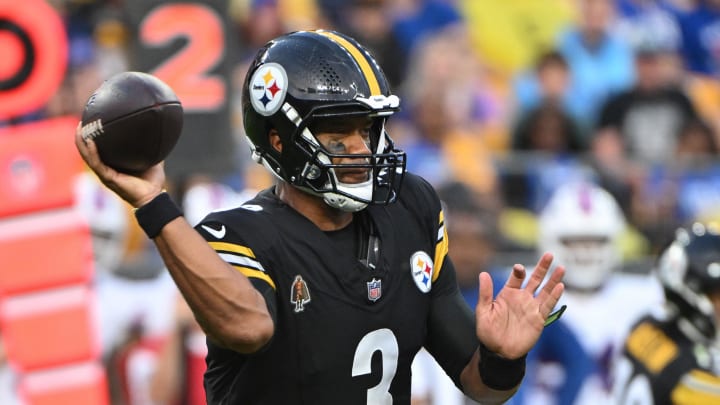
[316,30,381,96]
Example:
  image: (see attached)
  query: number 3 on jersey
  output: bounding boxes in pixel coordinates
[353,328,399,405]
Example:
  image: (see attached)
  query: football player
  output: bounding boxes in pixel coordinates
[532,181,663,405]
[614,222,720,404]
[75,30,565,404]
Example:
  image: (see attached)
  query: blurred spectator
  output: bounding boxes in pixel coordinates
[502,97,595,215]
[512,101,585,154]
[513,51,590,141]
[684,73,720,140]
[74,172,177,405]
[591,35,699,244]
[614,0,684,85]
[177,175,258,227]
[636,118,720,248]
[555,0,636,133]
[149,294,208,405]
[387,0,463,57]
[232,0,290,62]
[593,40,698,165]
[339,0,407,89]
[91,5,131,80]
[675,116,720,158]
[392,26,501,196]
[614,223,720,403]
[670,0,720,137]
[435,181,509,299]
[459,0,576,75]
[671,0,720,77]
[530,182,663,404]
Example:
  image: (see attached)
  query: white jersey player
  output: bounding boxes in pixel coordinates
[529,181,664,405]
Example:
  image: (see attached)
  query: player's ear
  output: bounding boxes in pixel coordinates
[269,128,282,153]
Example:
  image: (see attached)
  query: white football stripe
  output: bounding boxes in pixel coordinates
[218,252,266,272]
[437,225,445,242]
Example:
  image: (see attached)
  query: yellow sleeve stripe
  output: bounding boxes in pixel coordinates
[315,30,381,96]
[626,322,678,373]
[688,369,720,386]
[208,241,256,258]
[232,265,276,290]
[433,210,449,282]
[671,370,720,404]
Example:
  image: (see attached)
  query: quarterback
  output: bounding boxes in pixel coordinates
[76,30,565,404]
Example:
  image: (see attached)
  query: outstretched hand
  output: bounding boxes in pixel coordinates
[475,252,565,359]
[74,122,166,208]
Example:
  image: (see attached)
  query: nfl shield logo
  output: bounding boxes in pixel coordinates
[367,278,382,302]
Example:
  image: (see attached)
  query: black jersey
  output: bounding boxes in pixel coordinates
[195,174,478,405]
[614,315,720,404]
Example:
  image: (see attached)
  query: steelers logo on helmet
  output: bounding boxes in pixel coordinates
[249,63,288,116]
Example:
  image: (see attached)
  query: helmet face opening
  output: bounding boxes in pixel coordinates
[294,104,405,204]
[242,30,406,211]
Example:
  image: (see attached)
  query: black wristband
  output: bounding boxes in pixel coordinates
[477,342,527,391]
[134,192,182,238]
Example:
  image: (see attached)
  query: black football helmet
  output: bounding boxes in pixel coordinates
[656,222,720,341]
[241,30,406,212]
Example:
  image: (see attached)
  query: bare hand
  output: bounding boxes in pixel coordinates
[74,122,166,208]
[475,252,565,359]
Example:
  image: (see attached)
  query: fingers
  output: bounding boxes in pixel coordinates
[75,121,126,193]
[541,283,565,320]
[75,122,88,156]
[504,264,526,289]
[537,265,566,318]
[524,252,554,294]
[75,121,103,170]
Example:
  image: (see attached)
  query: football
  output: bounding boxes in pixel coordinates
[81,71,183,174]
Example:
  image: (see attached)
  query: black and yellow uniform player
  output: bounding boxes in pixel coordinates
[76,30,566,404]
[615,223,720,404]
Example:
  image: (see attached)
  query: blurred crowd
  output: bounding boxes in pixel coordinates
[7,0,720,259]
[3,0,720,404]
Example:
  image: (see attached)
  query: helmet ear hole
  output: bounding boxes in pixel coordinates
[269,129,283,153]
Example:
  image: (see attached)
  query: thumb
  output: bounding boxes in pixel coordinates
[477,272,494,311]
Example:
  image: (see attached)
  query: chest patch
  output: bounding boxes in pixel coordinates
[366,278,382,302]
[410,251,434,293]
[290,275,311,312]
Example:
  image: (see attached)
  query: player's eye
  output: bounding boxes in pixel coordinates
[325,139,347,153]
[361,131,371,149]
